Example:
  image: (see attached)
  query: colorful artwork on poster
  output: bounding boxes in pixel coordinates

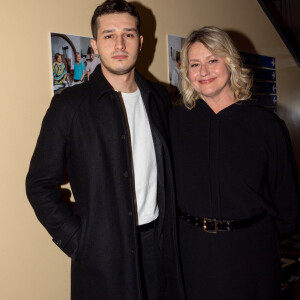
[167,34,186,105]
[50,32,101,95]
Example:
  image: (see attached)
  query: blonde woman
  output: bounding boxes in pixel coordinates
[169,26,299,299]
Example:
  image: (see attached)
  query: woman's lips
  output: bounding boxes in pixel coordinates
[198,78,216,84]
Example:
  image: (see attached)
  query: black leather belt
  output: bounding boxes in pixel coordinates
[178,208,266,233]
[136,220,155,232]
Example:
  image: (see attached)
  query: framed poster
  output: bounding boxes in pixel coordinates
[50,33,100,95]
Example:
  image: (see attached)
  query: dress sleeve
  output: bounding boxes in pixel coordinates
[61,63,66,75]
[269,119,300,234]
[26,95,81,257]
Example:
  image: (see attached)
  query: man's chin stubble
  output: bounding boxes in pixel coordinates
[102,63,135,76]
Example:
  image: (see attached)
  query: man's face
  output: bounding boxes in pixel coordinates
[91,13,143,76]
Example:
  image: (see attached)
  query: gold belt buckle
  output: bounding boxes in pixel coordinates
[203,218,218,233]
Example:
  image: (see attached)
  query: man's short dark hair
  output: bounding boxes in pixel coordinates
[91,0,141,40]
[87,47,94,55]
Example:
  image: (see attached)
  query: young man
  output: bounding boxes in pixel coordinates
[26,1,184,299]
[85,46,100,81]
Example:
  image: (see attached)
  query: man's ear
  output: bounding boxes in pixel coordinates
[91,39,99,55]
[139,35,143,51]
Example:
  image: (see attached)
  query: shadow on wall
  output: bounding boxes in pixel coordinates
[131,2,160,84]
[225,30,256,53]
[129,8,262,91]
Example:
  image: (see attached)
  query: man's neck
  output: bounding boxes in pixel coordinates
[101,66,138,93]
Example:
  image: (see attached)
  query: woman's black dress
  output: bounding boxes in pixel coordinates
[169,100,300,300]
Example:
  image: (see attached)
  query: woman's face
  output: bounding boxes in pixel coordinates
[188,42,231,101]
[56,55,62,63]
[76,54,81,62]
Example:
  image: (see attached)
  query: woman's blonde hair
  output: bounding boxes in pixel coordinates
[180,26,252,109]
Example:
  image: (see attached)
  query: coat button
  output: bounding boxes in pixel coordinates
[128,211,133,217]
[121,134,126,140]
[123,171,129,178]
[130,249,135,255]
[56,239,62,246]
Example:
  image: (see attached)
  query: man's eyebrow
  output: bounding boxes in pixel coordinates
[101,29,115,34]
[101,28,137,34]
[123,28,137,33]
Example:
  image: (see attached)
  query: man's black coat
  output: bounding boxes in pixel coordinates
[26,65,185,299]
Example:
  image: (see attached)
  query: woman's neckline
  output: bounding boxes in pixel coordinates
[197,98,246,116]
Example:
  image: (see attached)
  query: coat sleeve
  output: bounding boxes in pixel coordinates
[26,94,81,257]
[269,119,300,234]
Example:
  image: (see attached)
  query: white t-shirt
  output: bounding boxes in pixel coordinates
[121,89,158,225]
